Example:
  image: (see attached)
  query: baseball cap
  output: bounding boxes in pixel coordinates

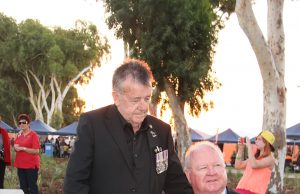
[259,130,275,152]
[17,113,31,123]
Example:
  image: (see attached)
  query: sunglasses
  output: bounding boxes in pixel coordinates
[19,121,28,125]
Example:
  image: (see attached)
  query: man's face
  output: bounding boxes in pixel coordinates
[185,147,227,194]
[113,77,152,129]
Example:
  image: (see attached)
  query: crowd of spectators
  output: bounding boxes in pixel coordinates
[40,136,75,158]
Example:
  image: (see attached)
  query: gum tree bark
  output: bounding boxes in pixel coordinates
[235,0,286,193]
[164,79,191,164]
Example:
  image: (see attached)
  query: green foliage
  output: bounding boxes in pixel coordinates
[5,152,68,193]
[5,154,300,193]
[51,110,64,129]
[48,45,65,76]
[283,177,300,193]
[0,13,109,125]
[0,13,19,71]
[104,0,233,116]
[62,87,84,125]
[210,0,236,16]
[38,156,67,193]
[0,78,30,126]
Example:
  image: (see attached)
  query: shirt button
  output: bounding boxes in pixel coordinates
[130,188,136,192]
[134,153,138,158]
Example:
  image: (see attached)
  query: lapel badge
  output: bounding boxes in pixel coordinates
[150,130,157,138]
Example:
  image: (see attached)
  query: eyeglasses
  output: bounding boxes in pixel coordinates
[18,121,28,125]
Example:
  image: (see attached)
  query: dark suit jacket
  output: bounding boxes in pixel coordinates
[64,105,193,194]
[227,187,240,194]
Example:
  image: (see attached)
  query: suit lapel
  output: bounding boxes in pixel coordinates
[104,106,133,172]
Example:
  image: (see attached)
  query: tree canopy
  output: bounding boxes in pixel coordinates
[0,13,110,127]
[104,0,234,115]
[235,0,286,192]
[103,0,234,162]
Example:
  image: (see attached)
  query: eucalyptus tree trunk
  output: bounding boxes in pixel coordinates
[148,87,159,117]
[24,71,50,123]
[164,79,192,164]
[24,64,93,127]
[149,103,158,118]
[235,0,286,193]
[52,65,93,127]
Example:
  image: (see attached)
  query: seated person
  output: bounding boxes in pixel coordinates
[285,151,292,171]
[295,151,300,172]
[184,141,239,194]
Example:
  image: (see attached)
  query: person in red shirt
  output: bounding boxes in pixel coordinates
[0,126,11,188]
[14,114,40,194]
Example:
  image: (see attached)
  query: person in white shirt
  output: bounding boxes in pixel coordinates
[69,136,75,153]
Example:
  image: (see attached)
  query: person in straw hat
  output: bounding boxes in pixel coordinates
[234,130,276,194]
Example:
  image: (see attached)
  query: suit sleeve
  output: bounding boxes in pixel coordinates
[163,127,194,194]
[64,114,94,194]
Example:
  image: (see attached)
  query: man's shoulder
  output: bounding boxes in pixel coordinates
[146,115,172,137]
[81,104,114,119]
[146,115,169,128]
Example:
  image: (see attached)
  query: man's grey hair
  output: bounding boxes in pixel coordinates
[184,141,225,170]
[112,58,154,93]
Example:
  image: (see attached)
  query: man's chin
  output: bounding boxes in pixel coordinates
[134,116,146,122]
[206,185,223,193]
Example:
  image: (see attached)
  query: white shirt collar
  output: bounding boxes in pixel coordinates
[221,188,227,194]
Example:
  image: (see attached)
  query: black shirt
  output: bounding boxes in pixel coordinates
[117,108,151,194]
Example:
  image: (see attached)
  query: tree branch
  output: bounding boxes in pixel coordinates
[267,0,285,75]
[61,64,93,100]
[235,0,278,82]
[29,70,51,114]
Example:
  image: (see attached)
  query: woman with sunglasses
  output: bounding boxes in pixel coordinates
[234,130,276,194]
[14,114,40,194]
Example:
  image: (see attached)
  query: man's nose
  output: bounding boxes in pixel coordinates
[206,166,217,174]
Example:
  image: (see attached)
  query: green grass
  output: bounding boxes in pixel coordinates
[4,157,300,193]
[4,154,68,194]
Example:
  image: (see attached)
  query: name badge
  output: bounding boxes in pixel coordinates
[155,147,168,174]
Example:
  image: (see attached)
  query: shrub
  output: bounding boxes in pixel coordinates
[4,153,68,194]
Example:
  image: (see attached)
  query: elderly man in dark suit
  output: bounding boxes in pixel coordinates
[184,141,239,194]
[64,58,193,194]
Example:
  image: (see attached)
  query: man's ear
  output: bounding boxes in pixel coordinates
[112,91,119,105]
[184,170,191,183]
